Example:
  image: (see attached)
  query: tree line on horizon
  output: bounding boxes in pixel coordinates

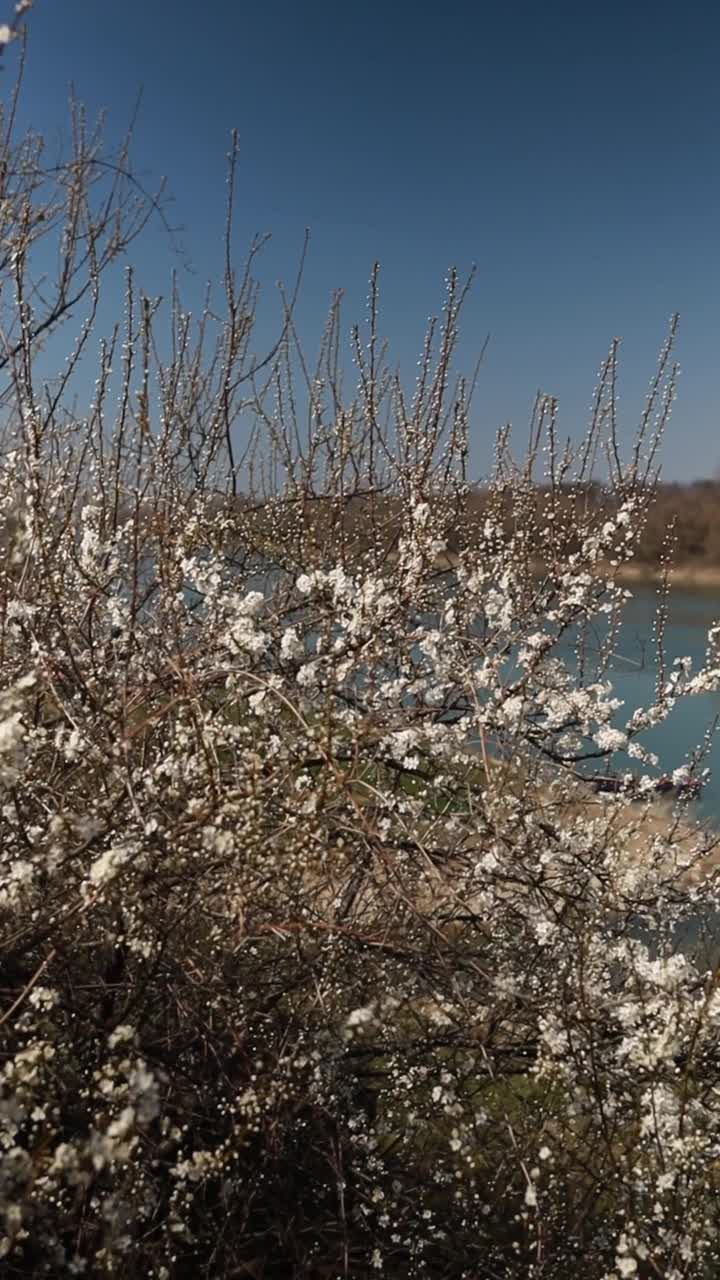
[229,478,720,573]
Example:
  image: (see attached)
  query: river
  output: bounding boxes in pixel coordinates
[574,584,720,821]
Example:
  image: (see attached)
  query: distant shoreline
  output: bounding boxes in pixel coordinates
[434,553,720,591]
[609,563,720,589]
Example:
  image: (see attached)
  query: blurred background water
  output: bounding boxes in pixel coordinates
[573,584,720,821]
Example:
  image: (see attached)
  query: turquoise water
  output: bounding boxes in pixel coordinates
[563,584,720,958]
[571,584,720,819]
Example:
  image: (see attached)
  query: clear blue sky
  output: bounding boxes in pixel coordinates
[7,0,720,480]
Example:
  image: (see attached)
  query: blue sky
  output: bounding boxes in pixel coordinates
[6,0,720,480]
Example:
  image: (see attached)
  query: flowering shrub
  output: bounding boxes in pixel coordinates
[2,73,720,1280]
